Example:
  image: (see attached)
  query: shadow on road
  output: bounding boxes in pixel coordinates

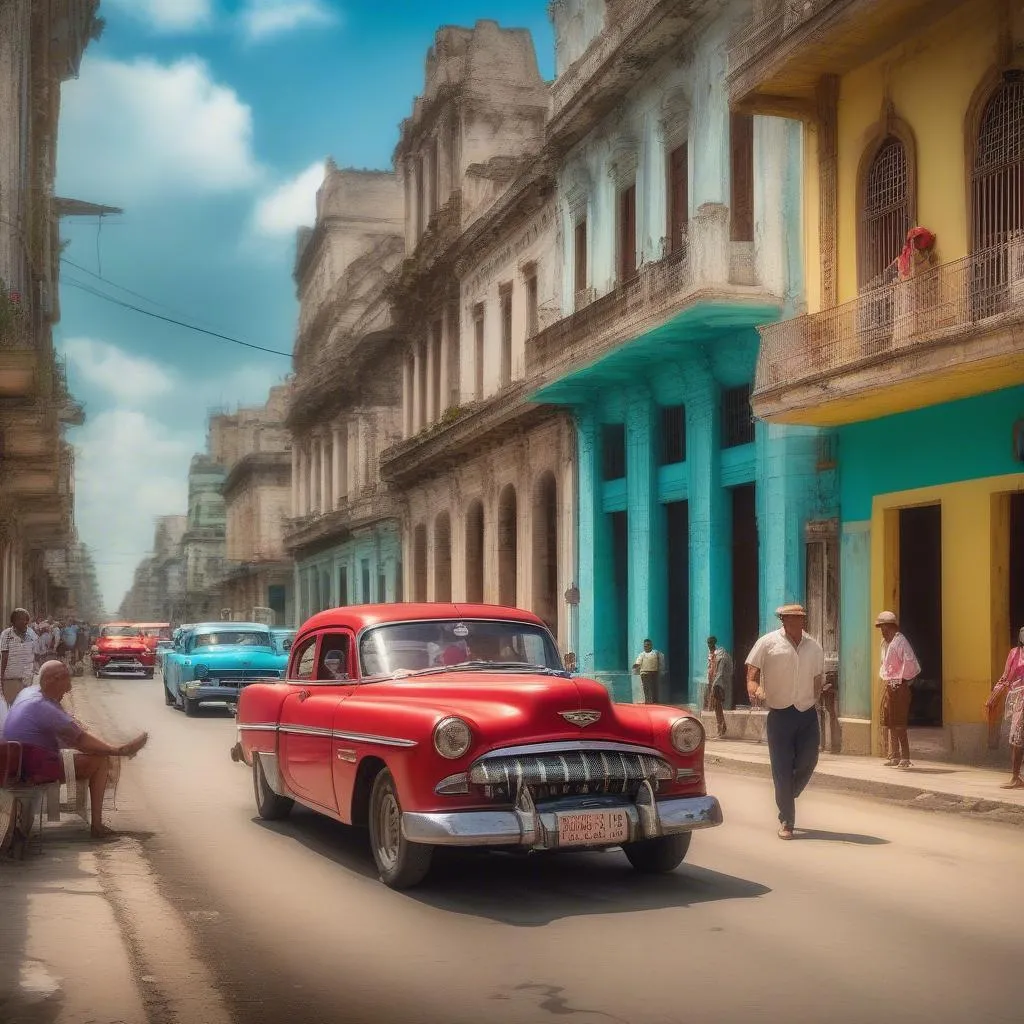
[252,809,379,880]
[792,829,889,845]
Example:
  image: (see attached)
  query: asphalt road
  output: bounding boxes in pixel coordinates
[85,675,1023,1024]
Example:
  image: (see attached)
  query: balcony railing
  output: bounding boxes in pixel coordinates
[284,490,400,550]
[754,240,1024,404]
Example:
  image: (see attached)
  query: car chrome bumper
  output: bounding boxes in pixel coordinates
[183,684,243,702]
[401,785,723,850]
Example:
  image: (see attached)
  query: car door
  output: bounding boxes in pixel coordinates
[278,632,353,813]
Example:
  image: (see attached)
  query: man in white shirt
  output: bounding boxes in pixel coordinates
[1,608,39,707]
[745,604,825,839]
[632,639,665,704]
[875,611,921,768]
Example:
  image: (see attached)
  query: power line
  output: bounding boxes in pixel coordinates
[61,277,293,359]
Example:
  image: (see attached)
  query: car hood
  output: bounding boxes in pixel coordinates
[354,673,657,749]
[96,637,146,650]
[185,647,281,665]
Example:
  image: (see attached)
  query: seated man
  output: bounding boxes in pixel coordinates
[3,660,148,838]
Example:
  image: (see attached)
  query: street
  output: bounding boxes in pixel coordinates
[16,674,1017,1024]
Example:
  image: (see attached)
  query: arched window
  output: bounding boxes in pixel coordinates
[971,76,1024,253]
[858,136,911,290]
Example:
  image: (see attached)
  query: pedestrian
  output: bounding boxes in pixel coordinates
[986,626,1024,789]
[563,652,577,676]
[61,620,79,667]
[2,660,148,839]
[705,636,731,738]
[876,611,921,768]
[632,638,664,704]
[1,608,39,709]
[745,604,825,840]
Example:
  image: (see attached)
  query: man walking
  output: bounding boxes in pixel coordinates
[746,604,825,840]
[876,610,921,768]
[632,638,664,704]
[705,636,731,738]
[1,608,38,708]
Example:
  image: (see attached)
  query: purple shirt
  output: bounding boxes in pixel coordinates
[3,696,83,753]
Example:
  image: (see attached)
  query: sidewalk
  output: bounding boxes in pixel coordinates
[705,731,1024,826]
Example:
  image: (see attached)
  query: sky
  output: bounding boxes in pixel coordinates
[55,0,555,612]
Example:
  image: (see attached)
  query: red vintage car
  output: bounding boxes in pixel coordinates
[236,604,723,889]
[91,623,156,678]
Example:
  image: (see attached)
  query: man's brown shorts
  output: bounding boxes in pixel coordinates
[880,681,912,729]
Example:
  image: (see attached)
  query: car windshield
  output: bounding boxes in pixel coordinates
[359,619,563,677]
[102,626,142,638]
[192,631,271,649]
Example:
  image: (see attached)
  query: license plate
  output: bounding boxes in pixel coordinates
[556,809,630,847]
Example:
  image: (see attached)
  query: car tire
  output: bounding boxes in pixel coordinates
[623,833,692,874]
[144,671,154,679]
[183,696,199,717]
[368,768,433,890]
[253,755,293,821]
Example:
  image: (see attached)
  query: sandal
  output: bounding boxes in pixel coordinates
[777,826,794,840]
[883,758,900,767]
[898,760,912,769]
[999,776,1024,790]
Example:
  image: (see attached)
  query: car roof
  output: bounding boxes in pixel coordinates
[300,603,548,634]
[188,622,272,633]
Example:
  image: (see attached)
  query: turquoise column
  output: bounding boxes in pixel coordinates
[575,409,601,680]
[685,364,730,705]
[840,522,872,720]
[625,388,668,699]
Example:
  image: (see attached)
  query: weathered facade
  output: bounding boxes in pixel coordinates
[118,516,187,623]
[218,385,294,625]
[379,21,576,649]
[0,0,104,616]
[733,0,1024,761]
[286,166,407,619]
[181,455,227,621]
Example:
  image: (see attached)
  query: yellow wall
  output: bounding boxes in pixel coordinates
[869,473,1024,752]
[807,0,1006,309]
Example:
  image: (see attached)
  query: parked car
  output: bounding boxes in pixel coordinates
[133,622,172,655]
[163,622,288,715]
[91,624,156,679]
[236,603,722,890]
[270,628,296,656]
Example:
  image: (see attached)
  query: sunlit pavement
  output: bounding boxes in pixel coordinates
[66,676,1024,1024]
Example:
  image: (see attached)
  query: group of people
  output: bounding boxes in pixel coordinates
[0,607,148,839]
[0,609,92,685]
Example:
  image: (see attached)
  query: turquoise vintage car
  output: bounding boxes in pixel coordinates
[162,622,287,715]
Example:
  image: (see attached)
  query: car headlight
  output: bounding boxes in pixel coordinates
[433,717,473,759]
[193,664,209,681]
[670,716,705,754]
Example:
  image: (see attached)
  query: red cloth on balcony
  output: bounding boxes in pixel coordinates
[897,227,936,279]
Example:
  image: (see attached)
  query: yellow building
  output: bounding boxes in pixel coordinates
[731,0,1024,761]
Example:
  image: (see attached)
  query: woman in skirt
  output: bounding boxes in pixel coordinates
[987,626,1024,789]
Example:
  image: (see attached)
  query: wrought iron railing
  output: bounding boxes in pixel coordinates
[754,240,1024,399]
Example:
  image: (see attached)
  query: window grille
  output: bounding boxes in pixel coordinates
[659,404,686,465]
[602,423,626,480]
[859,136,910,291]
[722,385,755,449]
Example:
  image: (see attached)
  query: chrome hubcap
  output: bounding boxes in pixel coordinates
[375,787,401,869]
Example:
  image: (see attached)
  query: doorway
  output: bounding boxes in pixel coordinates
[1010,494,1024,644]
[899,505,942,726]
[665,501,690,703]
[731,484,759,707]
[610,511,629,672]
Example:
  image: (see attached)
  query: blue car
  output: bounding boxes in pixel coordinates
[162,622,288,715]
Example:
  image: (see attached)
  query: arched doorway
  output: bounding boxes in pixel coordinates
[465,501,485,603]
[531,471,558,633]
[413,523,428,602]
[434,511,452,602]
[498,484,518,608]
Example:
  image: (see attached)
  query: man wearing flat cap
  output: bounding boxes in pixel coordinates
[745,604,825,840]
[875,611,920,768]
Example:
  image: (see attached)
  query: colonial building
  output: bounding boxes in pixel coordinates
[379,21,576,649]
[526,0,819,704]
[217,385,294,625]
[0,0,108,616]
[732,0,1024,760]
[182,454,227,621]
[118,516,187,623]
[286,166,407,619]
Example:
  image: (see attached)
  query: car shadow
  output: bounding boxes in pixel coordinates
[250,808,379,881]
[791,828,889,845]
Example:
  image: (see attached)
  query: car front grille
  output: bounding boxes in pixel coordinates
[469,749,673,800]
[208,670,283,682]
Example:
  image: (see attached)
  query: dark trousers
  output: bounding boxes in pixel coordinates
[640,672,659,704]
[766,705,820,829]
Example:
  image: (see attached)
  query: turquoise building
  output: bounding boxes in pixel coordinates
[529,2,838,705]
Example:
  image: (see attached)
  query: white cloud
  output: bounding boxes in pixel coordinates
[58,56,261,203]
[240,0,339,43]
[62,338,176,405]
[103,0,213,33]
[252,161,326,239]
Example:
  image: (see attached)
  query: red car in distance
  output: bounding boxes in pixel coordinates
[91,623,156,679]
[236,603,722,889]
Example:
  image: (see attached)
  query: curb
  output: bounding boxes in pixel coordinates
[707,753,1024,828]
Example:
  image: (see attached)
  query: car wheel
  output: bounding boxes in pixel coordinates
[368,768,433,890]
[183,696,199,717]
[144,671,154,679]
[623,833,692,874]
[253,755,293,820]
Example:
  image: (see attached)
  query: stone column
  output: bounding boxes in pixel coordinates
[425,335,436,425]
[575,409,607,681]
[412,343,423,432]
[685,364,730,705]
[439,318,450,416]
[309,439,319,513]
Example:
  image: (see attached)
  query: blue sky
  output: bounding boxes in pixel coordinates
[55,0,555,611]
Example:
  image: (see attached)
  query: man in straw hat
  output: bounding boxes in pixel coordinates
[745,604,825,840]
[875,611,920,768]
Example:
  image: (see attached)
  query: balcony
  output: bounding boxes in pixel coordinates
[283,490,400,553]
[549,0,710,154]
[728,0,965,113]
[753,242,1024,426]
